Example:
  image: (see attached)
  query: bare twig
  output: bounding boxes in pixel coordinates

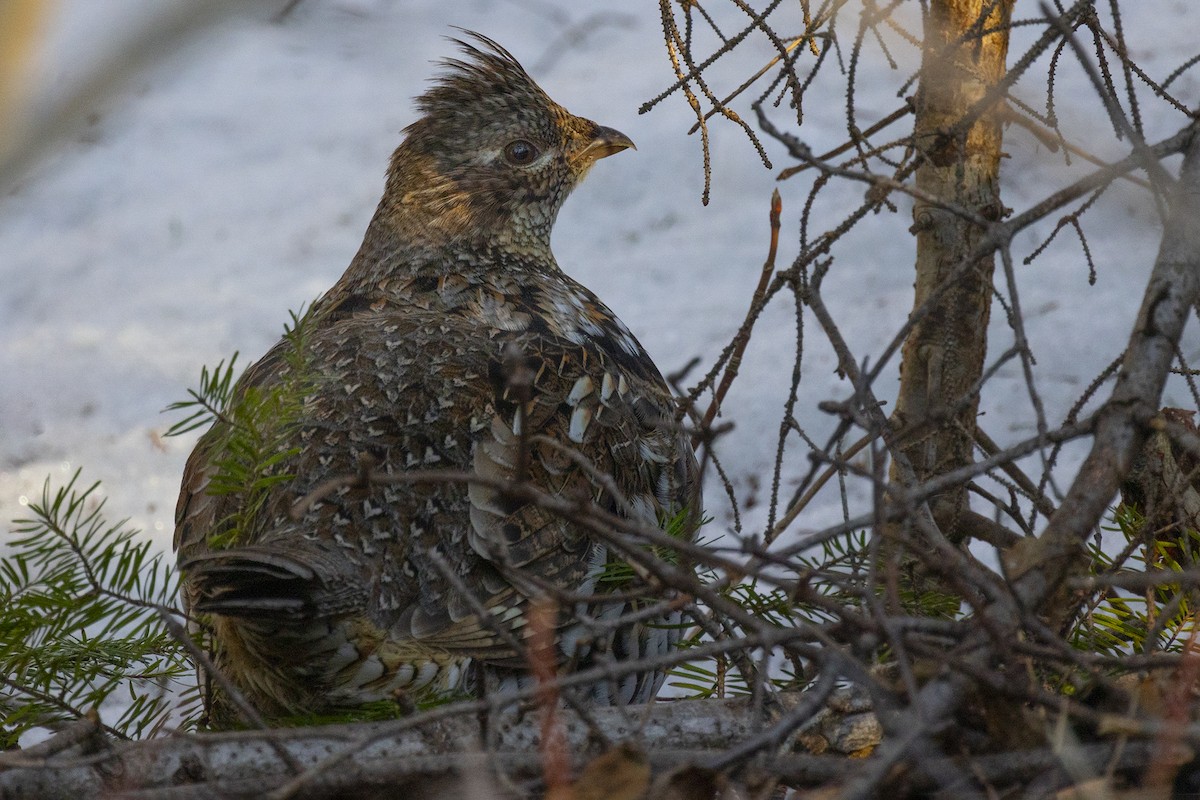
[698,189,782,434]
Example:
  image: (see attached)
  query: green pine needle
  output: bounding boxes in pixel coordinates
[1,471,197,746]
[165,303,320,550]
[1070,503,1200,657]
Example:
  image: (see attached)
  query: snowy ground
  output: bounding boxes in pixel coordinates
[2,0,1199,562]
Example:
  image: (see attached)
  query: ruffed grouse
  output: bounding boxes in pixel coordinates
[175,33,700,725]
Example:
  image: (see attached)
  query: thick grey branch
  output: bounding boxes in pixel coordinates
[0,693,876,799]
[1009,120,1200,615]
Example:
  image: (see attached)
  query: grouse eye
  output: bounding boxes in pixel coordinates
[503,140,539,166]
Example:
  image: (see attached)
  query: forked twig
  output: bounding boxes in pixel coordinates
[776,102,913,180]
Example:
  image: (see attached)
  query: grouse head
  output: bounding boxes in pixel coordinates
[373,32,634,260]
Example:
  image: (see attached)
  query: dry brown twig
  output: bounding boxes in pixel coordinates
[697,188,782,436]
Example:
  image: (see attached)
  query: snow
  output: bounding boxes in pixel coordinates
[2,0,1199,562]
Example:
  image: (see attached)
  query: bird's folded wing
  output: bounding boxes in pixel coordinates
[173,307,698,661]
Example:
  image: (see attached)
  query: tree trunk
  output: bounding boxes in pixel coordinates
[891,0,1015,541]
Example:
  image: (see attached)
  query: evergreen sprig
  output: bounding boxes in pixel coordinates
[667,529,869,699]
[0,471,199,746]
[599,507,712,587]
[170,304,319,550]
[163,354,239,438]
[1071,503,1200,657]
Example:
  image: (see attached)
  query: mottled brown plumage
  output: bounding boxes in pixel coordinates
[174,33,700,724]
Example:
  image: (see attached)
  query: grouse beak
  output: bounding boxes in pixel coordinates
[578,124,636,162]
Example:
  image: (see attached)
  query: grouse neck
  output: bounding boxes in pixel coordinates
[320,216,567,317]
